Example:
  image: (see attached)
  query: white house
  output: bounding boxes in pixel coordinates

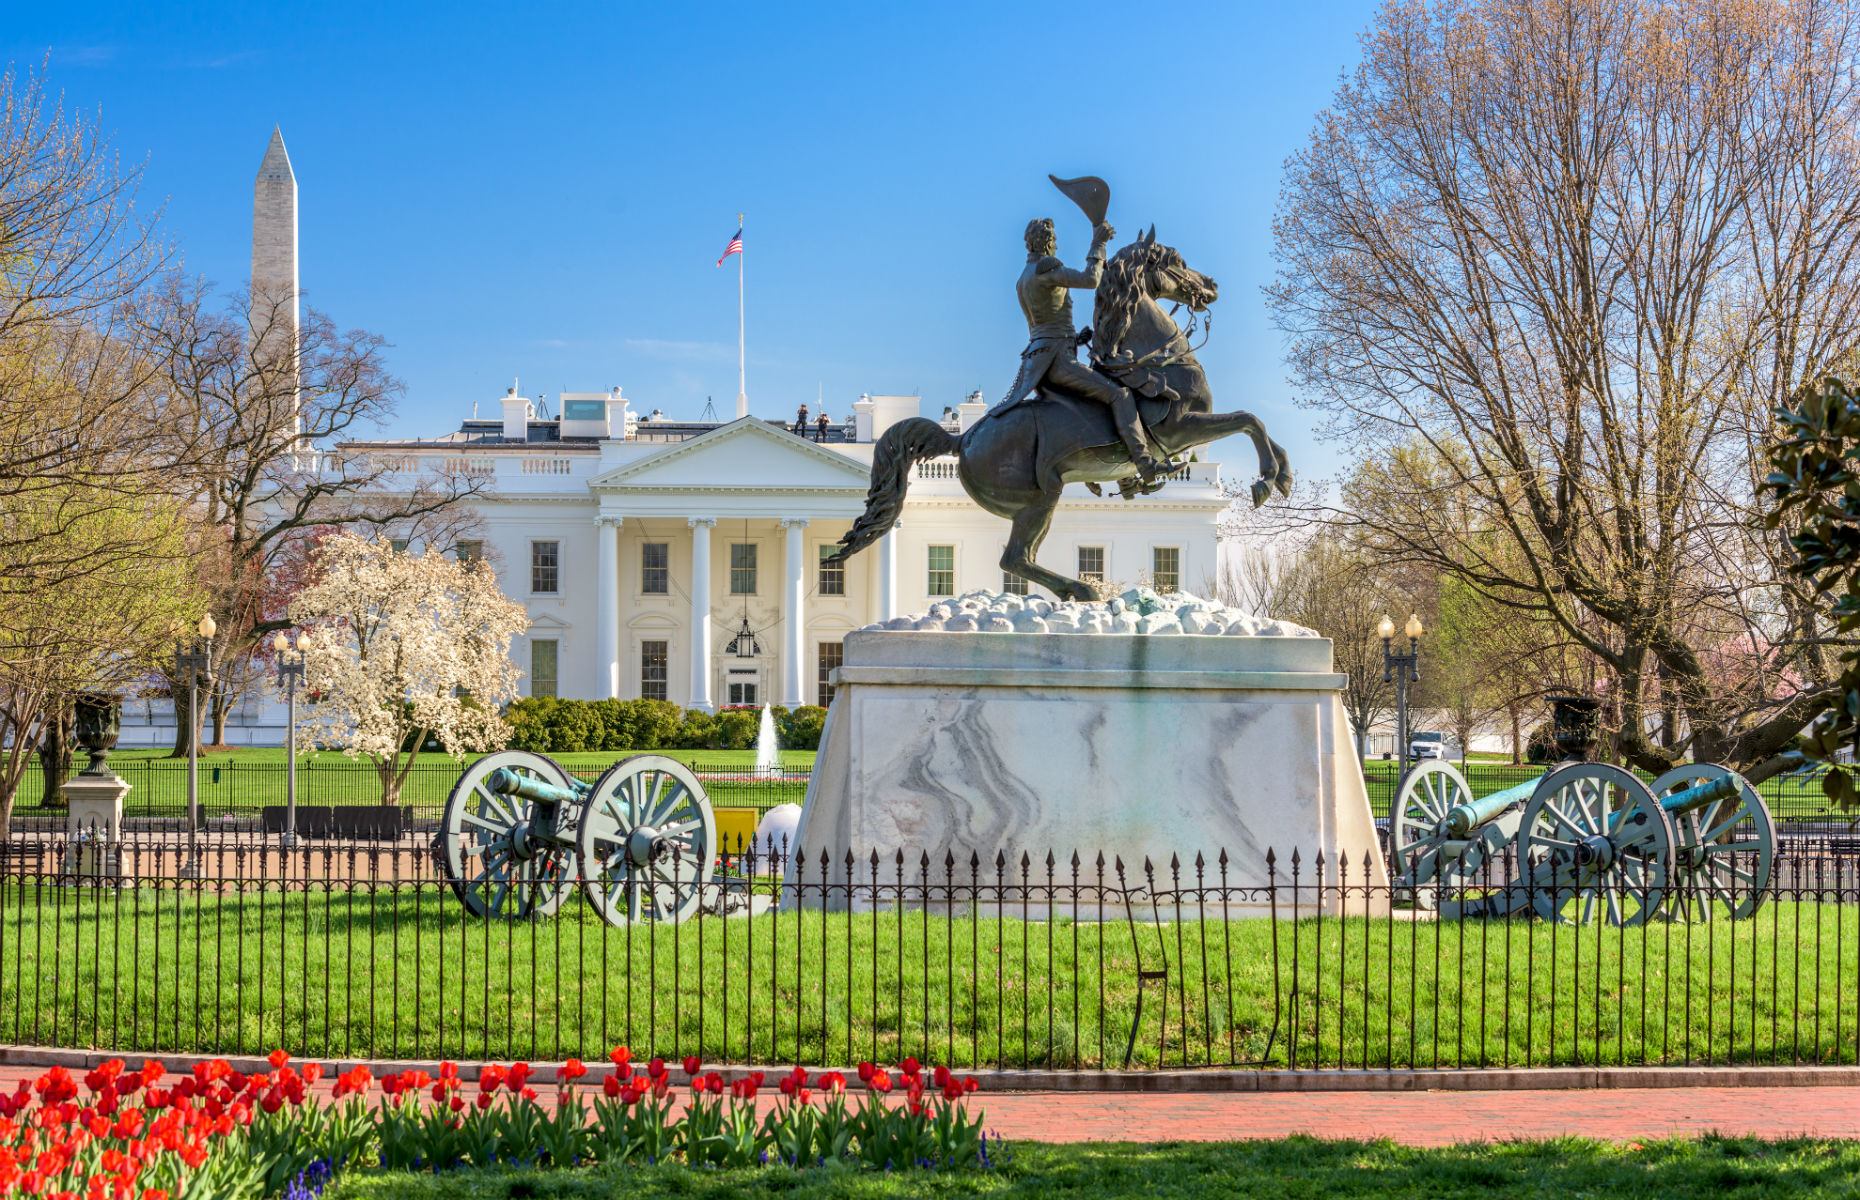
[341,387,1232,711]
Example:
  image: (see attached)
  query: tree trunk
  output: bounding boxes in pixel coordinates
[375,754,406,806]
[36,704,74,809]
[210,687,230,748]
[1508,702,1522,765]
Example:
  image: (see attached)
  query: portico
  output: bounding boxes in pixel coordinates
[587,418,880,710]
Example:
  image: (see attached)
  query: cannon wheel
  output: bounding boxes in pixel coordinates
[577,754,718,926]
[1650,764,1775,921]
[1388,760,1477,909]
[1518,763,1675,926]
[441,750,581,919]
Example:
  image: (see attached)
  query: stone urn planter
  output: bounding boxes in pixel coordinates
[73,693,124,776]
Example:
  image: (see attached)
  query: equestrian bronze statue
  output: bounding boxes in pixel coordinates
[831,175,1292,602]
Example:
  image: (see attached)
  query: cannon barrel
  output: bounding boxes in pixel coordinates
[1445,776,1539,837]
[484,768,589,807]
[1657,771,1741,817]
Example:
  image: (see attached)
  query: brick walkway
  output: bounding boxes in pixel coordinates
[1,1061,1850,1146]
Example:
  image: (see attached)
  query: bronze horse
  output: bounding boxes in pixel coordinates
[832,231,1292,601]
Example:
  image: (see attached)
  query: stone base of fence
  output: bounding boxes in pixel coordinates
[2,1044,1853,1092]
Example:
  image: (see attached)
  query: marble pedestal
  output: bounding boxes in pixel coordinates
[784,626,1388,916]
[62,772,131,879]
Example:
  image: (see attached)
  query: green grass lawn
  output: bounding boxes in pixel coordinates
[321,1137,1860,1200]
[11,747,817,816]
[2,884,1851,1070]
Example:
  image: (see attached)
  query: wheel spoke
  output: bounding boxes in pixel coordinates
[472,785,519,828]
[461,809,512,836]
[1700,810,1749,844]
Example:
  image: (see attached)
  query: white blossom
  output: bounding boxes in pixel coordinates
[287,534,527,803]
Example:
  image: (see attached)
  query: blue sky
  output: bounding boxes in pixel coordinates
[8,0,1378,482]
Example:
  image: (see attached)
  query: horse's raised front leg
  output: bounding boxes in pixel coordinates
[1164,409,1289,506]
[1001,497,1098,602]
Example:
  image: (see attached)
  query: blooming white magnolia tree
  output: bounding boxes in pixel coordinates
[288,535,527,804]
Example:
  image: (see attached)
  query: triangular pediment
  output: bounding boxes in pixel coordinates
[590,417,873,493]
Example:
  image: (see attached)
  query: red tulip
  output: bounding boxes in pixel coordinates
[475,1094,493,1111]
[647,1058,666,1080]
[682,1055,702,1077]
[560,1059,587,1082]
[900,1057,921,1077]
[602,1074,622,1098]
[267,1051,288,1070]
[856,1062,875,1082]
[933,1065,951,1088]
[609,1046,632,1069]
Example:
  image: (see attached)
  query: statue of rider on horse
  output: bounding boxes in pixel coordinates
[832,174,1293,602]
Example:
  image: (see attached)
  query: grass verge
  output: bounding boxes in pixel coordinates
[321,1137,1860,1199]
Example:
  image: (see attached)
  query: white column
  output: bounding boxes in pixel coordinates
[878,521,899,621]
[688,517,716,710]
[595,515,621,699]
[780,518,808,706]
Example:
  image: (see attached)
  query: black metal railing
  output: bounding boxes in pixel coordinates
[0,828,1852,1072]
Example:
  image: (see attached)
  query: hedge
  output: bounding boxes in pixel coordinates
[504,697,826,754]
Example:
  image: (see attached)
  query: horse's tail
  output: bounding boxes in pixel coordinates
[832,418,959,561]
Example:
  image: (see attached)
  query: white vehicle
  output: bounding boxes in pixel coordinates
[1408,731,1454,761]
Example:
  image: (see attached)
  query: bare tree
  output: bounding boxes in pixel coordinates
[141,278,491,754]
[1219,525,1413,758]
[1271,0,1860,779]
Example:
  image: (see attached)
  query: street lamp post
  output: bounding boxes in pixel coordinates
[272,630,309,847]
[1380,613,1424,774]
[174,613,216,876]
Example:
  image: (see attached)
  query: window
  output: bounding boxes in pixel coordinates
[641,542,669,594]
[927,545,955,596]
[1077,546,1105,587]
[817,545,845,596]
[727,673,758,706]
[1152,547,1180,593]
[730,543,758,594]
[530,639,558,698]
[817,641,843,707]
[562,399,605,421]
[640,640,667,701]
[455,540,482,563]
[531,541,560,594]
[1001,570,1029,596]
[390,538,410,554]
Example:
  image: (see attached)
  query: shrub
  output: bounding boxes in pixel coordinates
[715,708,760,750]
[781,705,828,751]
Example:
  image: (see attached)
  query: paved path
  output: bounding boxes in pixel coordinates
[1,1063,1850,1146]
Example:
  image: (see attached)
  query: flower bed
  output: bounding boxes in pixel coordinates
[0,1051,990,1199]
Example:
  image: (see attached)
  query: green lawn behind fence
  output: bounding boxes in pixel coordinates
[2,884,1850,1070]
[11,747,817,816]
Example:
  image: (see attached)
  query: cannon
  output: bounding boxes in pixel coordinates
[1388,695,1607,912]
[1389,756,1778,924]
[1387,760,1673,922]
[439,750,718,925]
[1645,763,1776,921]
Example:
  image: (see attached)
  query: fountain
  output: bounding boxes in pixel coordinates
[754,704,781,777]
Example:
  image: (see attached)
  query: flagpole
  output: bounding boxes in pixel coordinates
[735,211,746,420]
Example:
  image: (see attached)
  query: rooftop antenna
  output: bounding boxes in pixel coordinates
[699,395,719,422]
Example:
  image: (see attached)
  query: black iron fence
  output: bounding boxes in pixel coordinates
[7,759,811,828]
[1363,760,1855,825]
[0,829,1852,1072]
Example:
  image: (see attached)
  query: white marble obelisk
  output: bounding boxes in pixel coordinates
[252,126,298,332]
[252,127,300,424]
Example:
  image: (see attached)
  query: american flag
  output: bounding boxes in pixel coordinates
[716,228,743,266]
